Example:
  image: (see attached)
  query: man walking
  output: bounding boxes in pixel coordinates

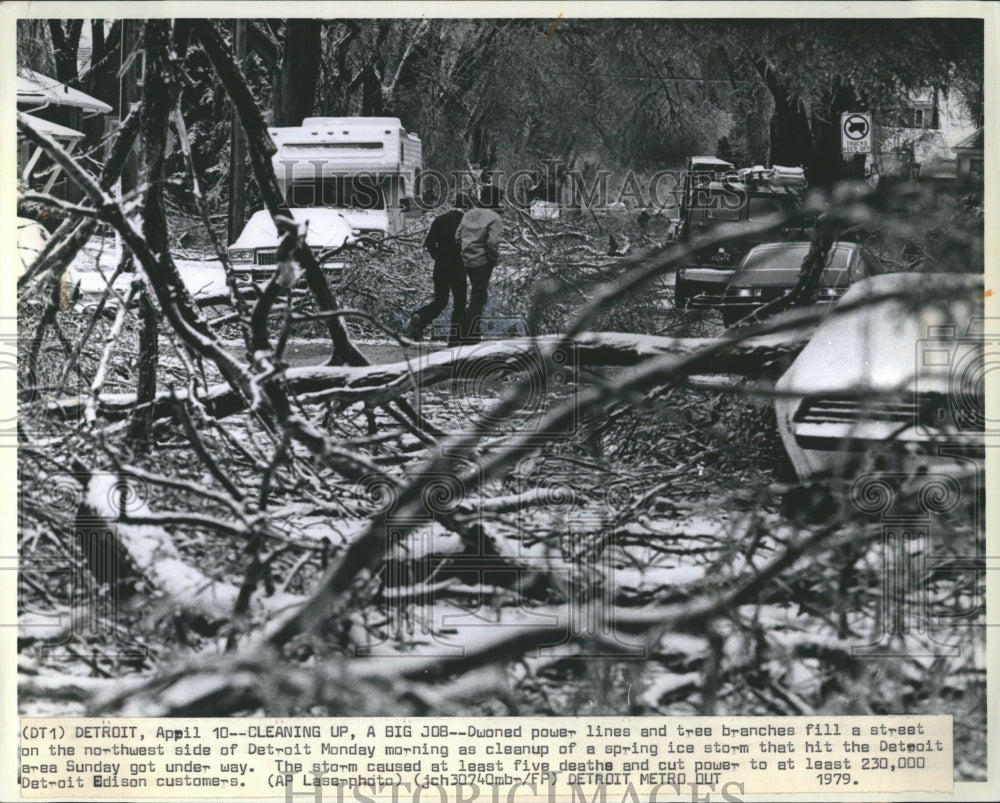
[455,185,504,344]
[405,192,470,346]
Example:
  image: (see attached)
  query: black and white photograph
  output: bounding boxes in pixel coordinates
[5,2,996,800]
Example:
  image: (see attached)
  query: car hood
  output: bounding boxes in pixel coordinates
[727,267,847,289]
[18,217,50,275]
[230,209,356,250]
[775,272,984,396]
[336,208,390,233]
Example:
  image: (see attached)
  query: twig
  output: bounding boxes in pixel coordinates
[171,390,247,501]
[86,279,140,423]
[55,251,132,394]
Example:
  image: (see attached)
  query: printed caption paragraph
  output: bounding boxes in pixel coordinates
[18,716,952,799]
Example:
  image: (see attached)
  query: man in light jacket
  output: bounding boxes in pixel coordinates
[454,185,504,344]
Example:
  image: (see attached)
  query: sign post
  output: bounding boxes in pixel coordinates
[841,112,872,180]
[841,112,872,153]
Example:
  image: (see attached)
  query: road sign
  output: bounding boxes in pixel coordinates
[841,112,872,154]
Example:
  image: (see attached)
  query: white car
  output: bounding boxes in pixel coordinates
[774,272,986,480]
[227,208,357,280]
[17,217,73,309]
[17,216,50,276]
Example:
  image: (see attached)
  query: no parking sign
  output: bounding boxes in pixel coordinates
[841,112,872,154]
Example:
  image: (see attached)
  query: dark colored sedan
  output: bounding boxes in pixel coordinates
[719,241,886,326]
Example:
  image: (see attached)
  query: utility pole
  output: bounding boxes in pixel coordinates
[228,19,248,244]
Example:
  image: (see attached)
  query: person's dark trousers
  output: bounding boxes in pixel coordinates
[413,258,467,345]
[459,262,494,344]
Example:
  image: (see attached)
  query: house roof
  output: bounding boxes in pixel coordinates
[17,68,112,115]
[954,127,984,151]
[17,112,85,141]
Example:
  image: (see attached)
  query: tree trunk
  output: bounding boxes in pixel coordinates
[757,62,813,171]
[125,21,173,451]
[126,288,158,450]
[805,81,860,186]
[272,20,323,126]
[360,63,384,116]
[119,20,143,198]
[228,19,249,243]
[83,20,122,105]
[47,20,83,85]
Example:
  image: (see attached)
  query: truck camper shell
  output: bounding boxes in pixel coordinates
[270,117,422,184]
[229,117,423,271]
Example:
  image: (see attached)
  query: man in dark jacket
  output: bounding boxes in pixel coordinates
[405,193,470,346]
[455,185,504,344]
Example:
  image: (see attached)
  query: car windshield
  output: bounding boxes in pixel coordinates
[748,197,784,222]
[740,246,850,274]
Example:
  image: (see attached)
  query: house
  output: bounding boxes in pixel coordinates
[873,90,981,183]
[953,127,984,188]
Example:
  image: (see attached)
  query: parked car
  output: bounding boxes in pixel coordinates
[227,208,356,280]
[17,216,73,309]
[673,160,810,310]
[17,216,50,276]
[719,241,886,327]
[773,272,985,480]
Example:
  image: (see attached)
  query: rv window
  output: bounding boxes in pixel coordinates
[288,177,386,210]
[284,142,384,151]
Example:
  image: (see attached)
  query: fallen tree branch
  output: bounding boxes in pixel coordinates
[262,279,981,649]
[74,472,304,630]
[41,330,811,421]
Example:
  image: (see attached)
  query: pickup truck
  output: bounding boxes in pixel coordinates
[673,161,809,310]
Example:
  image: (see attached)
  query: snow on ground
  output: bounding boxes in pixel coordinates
[66,237,229,303]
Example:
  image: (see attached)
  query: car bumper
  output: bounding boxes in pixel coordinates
[674,268,735,309]
[791,421,984,456]
[775,396,984,479]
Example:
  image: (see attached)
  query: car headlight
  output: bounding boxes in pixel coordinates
[229,249,254,263]
[732,287,762,298]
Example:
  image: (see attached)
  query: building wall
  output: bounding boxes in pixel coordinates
[873,92,979,179]
[955,150,985,187]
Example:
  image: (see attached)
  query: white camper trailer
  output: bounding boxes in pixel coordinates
[228,117,423,272]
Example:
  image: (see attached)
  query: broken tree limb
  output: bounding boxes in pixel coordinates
[74,472,304,630]
[17,111,257,406]
[263,283,942,649]
[42,330,812,422]
[190,19,438,441]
